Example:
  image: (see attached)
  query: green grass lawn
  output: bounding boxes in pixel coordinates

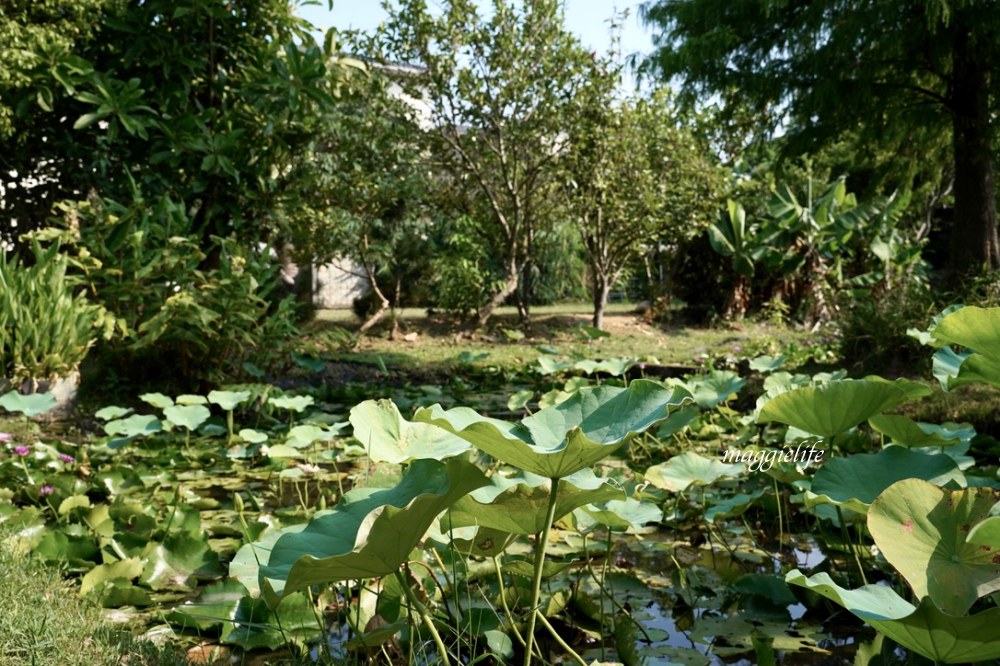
[309,302,818,375]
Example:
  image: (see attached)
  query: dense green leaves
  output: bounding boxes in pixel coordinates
[757,380,910,436]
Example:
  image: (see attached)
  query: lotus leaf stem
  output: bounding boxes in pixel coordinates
[395,569,451,666]
[523,476,560,666]
[534,609,587,666]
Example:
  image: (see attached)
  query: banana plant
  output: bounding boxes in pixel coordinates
[708,199,767,319]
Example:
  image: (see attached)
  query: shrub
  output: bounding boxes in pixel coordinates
[0,239,102,386]
[838,281,936,374]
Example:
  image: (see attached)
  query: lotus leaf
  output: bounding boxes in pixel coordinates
[687,370,746,409]
[807,448,964,514]
[94,405,131,421]
[868,479,1000,615]
[645,451,744,492]
[786,570,1000,663]
[932,306,1000,360]
[139,392,174,409]
[103,413,162,438]
[269,395,314,412]
[140,533,224,590]
[868,414,971,447]
[230,458,488,607]
[757,380,910,436]
[227,592,324,650]
[0,390,57,417]
[176,394,208,405]
[349,399,471,464]
[576,496,663,533]
[415,380,690,478]
[166,579,247,641]
[285,424,335,449]
[444,469,625,535]
[238,428,268,444]
[749,355,785,373]
[932,346,1000,391]
[163,404,211,431]
[967,515,1000,547]
[208,390,251,410]
[80,558,144,596]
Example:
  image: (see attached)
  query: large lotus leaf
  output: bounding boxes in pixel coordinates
[230,458,488,608]
[807,448,964,515]
[868,415,970,447]
[785,570,1000,663]
[932,346,1000,391]
[208,390,251,411]
[0,390,57,417]
[350,399,471,464]
[687,370,746,409]
[932,306,1000,361]
[868,479,1000,615]
[756,380,909,436]
[576,497,663,533]
[163,404,211,431]
[415,380,690,478]
[967,515,1000,547]
[444,469,625,535]
[861,376,933,401]
[645,451,744,492]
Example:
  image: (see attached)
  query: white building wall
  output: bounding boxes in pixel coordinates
[313,258,370,309]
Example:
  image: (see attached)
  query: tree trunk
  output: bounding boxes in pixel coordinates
[949,16,999,276]
[723,275,750,321]
[591,268,610,330]
[468,262,520,330]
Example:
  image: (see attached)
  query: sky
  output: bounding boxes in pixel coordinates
[297,1,656,68]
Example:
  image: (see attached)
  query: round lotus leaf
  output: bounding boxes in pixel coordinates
[139,392,174,409]
[349,399,471,464]
[868,479,1000,615]
[163,404,211,431]
[645,451,744,493]
[0,390,57,417]
[967,515,1000,548]
[176,394,208,405]
[807,447,964,515]
[415,380,691,478]
[757,380,910,436]
[932,306,1000,361]
[208,390,252,411]
[268,395,314,412]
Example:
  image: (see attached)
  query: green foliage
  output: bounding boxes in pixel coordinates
[0,240,101,384]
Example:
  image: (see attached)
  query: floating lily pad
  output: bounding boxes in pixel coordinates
[81,558,144,596]
[807,447,964,515]
[786,570,1000,663]
[868,479,1000,615]
[416,380,690,478]
[230,458,488,607]
[349,399,471,464]
[0,390,57,417]
[645,451,744,492]
[757,380,910,436]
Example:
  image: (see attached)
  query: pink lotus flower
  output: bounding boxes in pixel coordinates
[39,485,54,496]
[13,445,30,456]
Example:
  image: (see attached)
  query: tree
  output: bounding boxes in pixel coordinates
[0,0,359,380]
[373,0,592,328]
[562,68,721,329]
[641,0,1000,277]
[312,58,435,336]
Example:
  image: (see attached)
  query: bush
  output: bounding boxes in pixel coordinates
[838,281,936,374]
[0,239,102,386]
[52,194,299,388]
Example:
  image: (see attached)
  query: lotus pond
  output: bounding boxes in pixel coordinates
[2,307,1000,665]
